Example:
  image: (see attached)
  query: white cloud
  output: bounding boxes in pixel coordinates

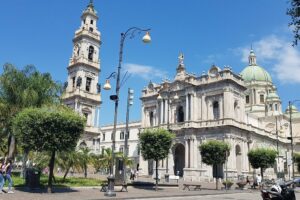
[238,35,300,84]
[123,63,168,80]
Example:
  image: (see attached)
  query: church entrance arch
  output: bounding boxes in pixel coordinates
[174,143,185,177]
[235,145,242,176]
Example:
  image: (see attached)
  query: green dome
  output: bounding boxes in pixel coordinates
[240,49,272,83]
[266,92,279,100]
[285,105,298,114]
[240,65,272,83]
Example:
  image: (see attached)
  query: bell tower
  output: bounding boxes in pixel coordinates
[62,0,102,144]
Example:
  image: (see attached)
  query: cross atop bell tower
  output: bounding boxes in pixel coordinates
[62,1,102,142]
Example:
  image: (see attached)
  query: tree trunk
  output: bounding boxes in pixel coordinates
[260,168,264,180]
[63,167,70,182]
[21,149,29,178]
[8,134,16,159]
[47,150,56,193]
[84,165,87,178]
[155,159,158,191]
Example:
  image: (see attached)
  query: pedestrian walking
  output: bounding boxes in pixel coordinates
[4,159,14,194]
[0,157,5,194]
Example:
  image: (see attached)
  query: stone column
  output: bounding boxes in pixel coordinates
[185,139,189,168]
[190,138,194,168]
[193,138,198,168]
[160,101,163,124]
[185,95,189,121]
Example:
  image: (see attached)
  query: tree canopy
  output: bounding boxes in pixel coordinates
[199,140,230,190]
[0,63,61,157]
[287,0,300,45]
[199,140,230,166]
[247,148,277,179]
[139,128,174,191]
[13,105,85,192]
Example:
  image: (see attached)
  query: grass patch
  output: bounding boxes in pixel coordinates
[11,174,105,187]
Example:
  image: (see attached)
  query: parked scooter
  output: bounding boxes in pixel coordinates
[261,180,296,200]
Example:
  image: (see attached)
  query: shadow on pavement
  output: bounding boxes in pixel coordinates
[15,186,78,193]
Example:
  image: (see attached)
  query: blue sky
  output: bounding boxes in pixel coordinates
[0,0,299,126]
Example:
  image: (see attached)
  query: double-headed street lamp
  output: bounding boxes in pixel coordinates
[103,27,151,197]
[287,100,300,181]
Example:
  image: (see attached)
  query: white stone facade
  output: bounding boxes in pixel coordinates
[139,53,299,181]
[62,2,102,147]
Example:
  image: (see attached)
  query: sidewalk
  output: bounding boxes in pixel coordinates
[1,183,258,200]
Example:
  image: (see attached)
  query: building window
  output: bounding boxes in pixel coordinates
[234,101,238,118]
[149,111,154,126]
[72,77,76,88]
[163,100,166,123]
[83,113,88,123]
[177,106,184,122]
[120,131,125,140]
[86,77,92,92]
[119,146,124,153]
[269,104,273,111]
[90,19,93,24]
[101,147,105,154]
[246,95,250,104]
[88,46,94,61]
[83,19,86,24]
[102,133,105,141]
[127,131,130,139]
[213,101,220,120]
[275,104,278,111]
[260,94,264,103]
[89,27,93,32]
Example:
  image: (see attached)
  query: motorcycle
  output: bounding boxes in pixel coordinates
[261,180,296,200]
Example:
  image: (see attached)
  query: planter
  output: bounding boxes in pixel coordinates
[236,181,247,190]
[222,181,233,189]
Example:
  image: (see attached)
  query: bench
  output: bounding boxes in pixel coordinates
[100,182,128,192]
[182,182,202,191]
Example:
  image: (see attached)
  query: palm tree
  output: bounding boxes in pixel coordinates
[56,151,81,181]
[77,147,91,178]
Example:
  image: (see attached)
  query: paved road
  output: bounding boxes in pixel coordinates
[1,187,300,200]
[137,192,300,200]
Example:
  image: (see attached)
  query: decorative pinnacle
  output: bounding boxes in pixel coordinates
[178,52,184,65]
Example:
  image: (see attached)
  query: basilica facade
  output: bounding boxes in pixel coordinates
[139,51,300,181]
[62,1,300,181]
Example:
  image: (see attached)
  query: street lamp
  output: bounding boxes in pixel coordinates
[103,27,151,197]
[123,88,134,184]
[287,100,300,181]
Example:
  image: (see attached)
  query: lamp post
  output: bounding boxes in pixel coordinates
[288,100,300,181]
[103,27,151,197]
[123,88,134,184]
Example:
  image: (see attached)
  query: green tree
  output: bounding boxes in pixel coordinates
[294,153,300,173]
[247,148,277,179]
[56,151,81,182]
[199,140,230,190]
[77,147,91,178]
[287,0,300,46]
[13,105,85,192]
[0,63,61,158]
[139,128,174,191]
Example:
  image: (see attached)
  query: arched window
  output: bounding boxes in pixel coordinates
[149,111,154,126]
[177,106,184,122]
[213,101,219,119]
[234,101,238,118]
[88,46,94,61]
